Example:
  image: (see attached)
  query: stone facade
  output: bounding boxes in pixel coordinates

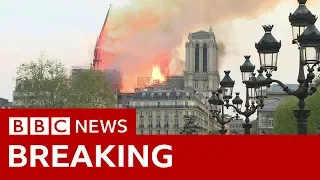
[128,89,220,135]
[117,92,135,108]
[229,118,245,134]
[184,26,220,99]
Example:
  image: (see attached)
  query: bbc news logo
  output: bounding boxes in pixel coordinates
[9,117,70,135]
[9,117,127,135]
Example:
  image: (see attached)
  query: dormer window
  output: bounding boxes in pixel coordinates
[158,93,162,99]
[166,93,170,99]
[176,93,180,99]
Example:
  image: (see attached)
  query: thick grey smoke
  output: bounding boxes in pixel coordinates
[102,0,285,91]
[217,41,226,68]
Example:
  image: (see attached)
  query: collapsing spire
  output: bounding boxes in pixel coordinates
[93,4,112,70]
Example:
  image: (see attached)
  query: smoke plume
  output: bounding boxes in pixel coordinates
[100,0,285,91]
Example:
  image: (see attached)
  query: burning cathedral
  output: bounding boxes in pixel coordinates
[135,26,220,97]
[119,26,221,109]
[90,5,220,97]
[90,5,221,133]
[126,27,221,134]
[118,26,221,108]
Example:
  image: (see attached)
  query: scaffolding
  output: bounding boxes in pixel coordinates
[137,77,152,89]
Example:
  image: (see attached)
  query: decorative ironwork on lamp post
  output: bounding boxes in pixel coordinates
[208,68,265,135]
[208,89,239,135]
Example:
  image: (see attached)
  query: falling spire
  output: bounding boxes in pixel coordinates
[93,4,112,70]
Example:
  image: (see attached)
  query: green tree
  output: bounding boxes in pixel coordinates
[14,55,69,108]
[14,55,116,108]
[273,89,320,134]
[68,69,116,108]
[208,128,220,134]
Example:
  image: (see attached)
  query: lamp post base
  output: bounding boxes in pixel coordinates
[293,109,310,135]
[242,123,252,135]
[219,129,227,135]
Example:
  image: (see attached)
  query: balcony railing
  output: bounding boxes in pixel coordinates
[130,104,210,115]
[148,124,153,128]
[156,124,161,128]
[183,115,197,119]
[139,124,144,128]
[164,124,169,128]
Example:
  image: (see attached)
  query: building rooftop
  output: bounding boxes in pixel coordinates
[259,101,280,112]
[190,30,213,40]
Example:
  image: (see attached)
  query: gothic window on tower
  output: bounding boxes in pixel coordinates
[195,44,199,72]
[203,44,207,72]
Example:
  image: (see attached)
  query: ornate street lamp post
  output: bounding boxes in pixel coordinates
[252,0,320,134]
[209,0,320,135]
[208,89,239,135]
[208,69,264,135]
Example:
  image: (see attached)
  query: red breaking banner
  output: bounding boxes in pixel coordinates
[1,109,319,180]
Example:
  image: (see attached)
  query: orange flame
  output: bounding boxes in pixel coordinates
[151,66,166,82]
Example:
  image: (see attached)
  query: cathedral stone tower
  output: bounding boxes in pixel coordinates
[184,26,220,98]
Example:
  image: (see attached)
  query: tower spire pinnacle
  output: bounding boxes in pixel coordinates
[209,25,213,33]
[101,4,112,31]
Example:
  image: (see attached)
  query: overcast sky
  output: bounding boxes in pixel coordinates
[1,0,320,106]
